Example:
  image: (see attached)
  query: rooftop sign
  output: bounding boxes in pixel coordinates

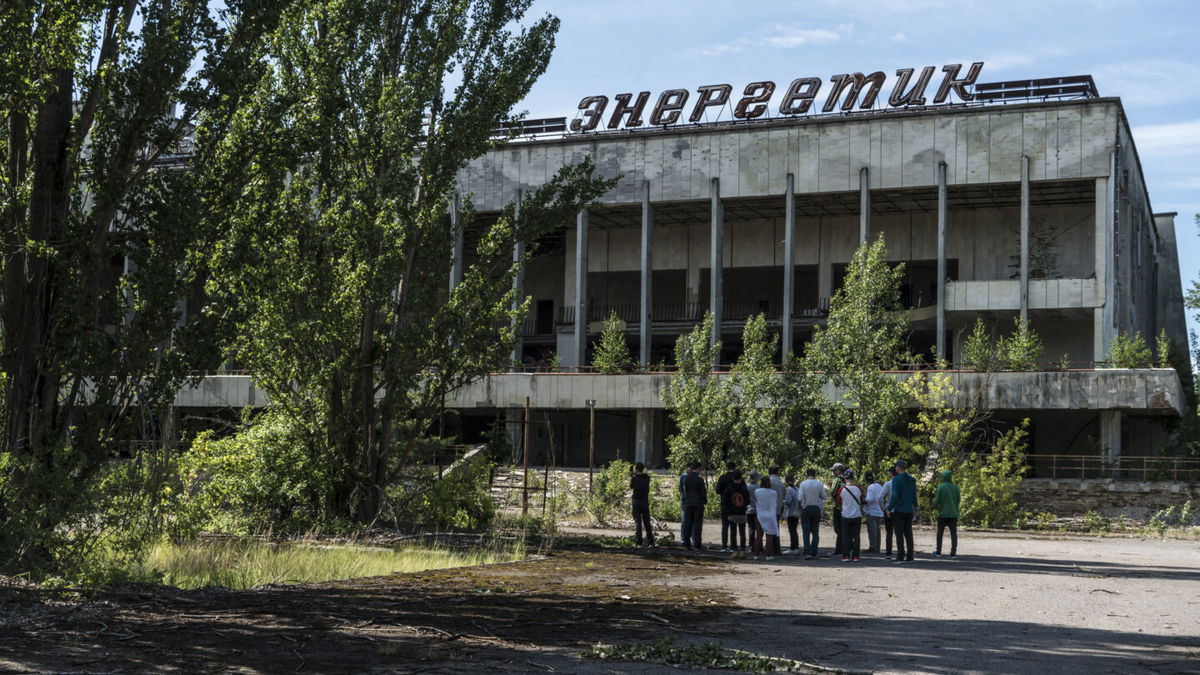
[569,63,985,132]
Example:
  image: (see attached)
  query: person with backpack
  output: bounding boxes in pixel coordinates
[828,463,847,557]
[798,468,827,559]
[721,472,751,558]
[837,469,864,562]
[783,475,802,555]
[933,469,962,558]
[716,461,739,553]
[681,462,708,551]
[887,459,918,563]
[630,462,654,547]
[754,476,781,560]
[864,473,884,554]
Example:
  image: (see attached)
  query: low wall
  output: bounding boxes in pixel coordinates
[1016,478,1199,518]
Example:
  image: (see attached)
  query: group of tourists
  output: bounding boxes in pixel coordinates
[628,459,963,562]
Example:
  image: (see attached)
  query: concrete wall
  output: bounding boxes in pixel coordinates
[1016,478,1199,518]
[459,100,1120,211]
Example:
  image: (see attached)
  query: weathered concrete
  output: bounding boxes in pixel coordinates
[1017,478,1200,518]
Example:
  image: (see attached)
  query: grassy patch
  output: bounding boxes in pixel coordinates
[137,538,524,590]
[582,636,825,673]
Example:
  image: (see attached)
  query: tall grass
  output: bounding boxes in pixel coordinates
[138,538,524,590]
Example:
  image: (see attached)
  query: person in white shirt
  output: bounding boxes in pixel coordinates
[783,476,802,554]
[837,470,865,562]
[753,476,781,560]
[797,468,827,559]
[864,473,885,554]
[880,466,898,559]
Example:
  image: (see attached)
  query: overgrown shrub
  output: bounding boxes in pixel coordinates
[1107,332,1153,368]
[952,422,1030,527]
[593,313,634,374]
[174,411,335,536]
[399,457,497,530]
[575,460,634,525]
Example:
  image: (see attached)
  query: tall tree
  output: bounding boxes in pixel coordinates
[0,0,286,575]
[204,0,612,523]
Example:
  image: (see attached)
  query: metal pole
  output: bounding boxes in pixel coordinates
[640,180,653,367]
[936,162,947,362]
[588,403,596,492]
[575,209,589,369]
[522,395,530,516]
[1020,155,1030,322]
[859,167,870,244]
[782,173,796,363]
[710,177,723,359]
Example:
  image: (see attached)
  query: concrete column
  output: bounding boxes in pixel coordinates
[1100,410,1122,460]
[710,178,723,353]
[449,191,463,295]
[1019,155,1030,322]
[1103,152,1117,357]
[1094,152,1116,361]
[859,167,870,244]
[635,408,653,465]
[511,191,524,369]
[505,408,523,464]
[782,173,796,362]
[640,181,653,366]
[574,209,589,369]
[936,161,948,362]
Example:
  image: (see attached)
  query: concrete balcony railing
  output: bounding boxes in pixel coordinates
[178,368,1185,416]
[943,278,1100,312]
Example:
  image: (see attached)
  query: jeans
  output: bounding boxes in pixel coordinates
[786,516,800,550]
[894,511,915,560]
[801,506,822,557]
[867,515,882,552]
[751,515,764,554]
[682,505,705,549]
[937,516,958,555]
[720,512,732,549]
[764,534,781,556]
[633,502,654,546]
[842,516,862,558]
[884,513,895,556]
[832,509,843,554]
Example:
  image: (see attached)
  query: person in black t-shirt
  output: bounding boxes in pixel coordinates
[721,472,751,557]
[715,461,738,552]
[630,462,654,547]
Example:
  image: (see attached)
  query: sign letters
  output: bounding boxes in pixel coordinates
[569,63,984,132]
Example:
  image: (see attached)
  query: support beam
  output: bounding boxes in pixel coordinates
[640,181,653,366]
[1100,410,1122,460]
[782,173,796,362]
[574,209,589,369]
[635,409,652,465]
[710,178,723,355]
[511,191,524,369]
[859,166,870,244]
[1101,152,1117,359]
[936,162,947,362]
[449,191,463,294]
[1019,155,1030,322]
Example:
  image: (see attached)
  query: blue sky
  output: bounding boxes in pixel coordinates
[517,0,1200,337]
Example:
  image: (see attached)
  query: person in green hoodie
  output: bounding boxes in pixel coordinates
[933,470,961,558]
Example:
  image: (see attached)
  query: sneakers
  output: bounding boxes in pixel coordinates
[720,547,731,553]
[932,551,941,557]
[852,556,861,562]
[782,549,797,556]
[949,554,958,559]
[841,556,850,562]
[765,556,775,561]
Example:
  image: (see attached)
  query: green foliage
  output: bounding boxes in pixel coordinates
[798,236,909,476]
[1106,331,1153,368]
[962,317,1043,371]
[664,314,737,469]
[952,422,1030,527]
[592,312,634,374]
[582,636,814,673]
[729,315,795,471]
[175,411,335,536]
[575,460,634,525]
[397,458,497,531]
[201,0,615,525]
[1156,329,1171,368]
[1082,510,1111,534]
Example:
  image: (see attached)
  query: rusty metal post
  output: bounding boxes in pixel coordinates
[521,396,530,515]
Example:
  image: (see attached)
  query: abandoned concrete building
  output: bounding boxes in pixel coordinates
[180,75,1192,478]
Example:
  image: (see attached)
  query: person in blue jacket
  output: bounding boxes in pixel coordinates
[886,459,918,563]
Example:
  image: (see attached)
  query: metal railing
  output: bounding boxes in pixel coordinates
[1028,454,1200,482]
[557,299,831,326]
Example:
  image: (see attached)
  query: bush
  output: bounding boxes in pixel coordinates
[575,460,633,525]
[397,457,496,531]
[175,411,335,536]
[952,422,1030,527]
[592,312,633,374]
[1107,332,1153,368]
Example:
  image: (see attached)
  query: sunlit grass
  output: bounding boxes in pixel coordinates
[138,537,524,590]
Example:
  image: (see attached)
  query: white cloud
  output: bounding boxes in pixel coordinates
[699,43,745,57]
[1131,120,1200,158]
[761,24,849,48]
[889,32,908,42]
[1092,60,1200,106]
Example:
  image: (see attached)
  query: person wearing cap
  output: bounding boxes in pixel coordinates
[681,462,708,551]
[864,473,884,554]
[887,459,918,563]
[880,466,898,559]
[828,463,847,557]
[798,468,827,559]
[933,469,961,558]
[836,470,864,562]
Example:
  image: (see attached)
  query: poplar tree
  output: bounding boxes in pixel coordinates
[203,0,612,523]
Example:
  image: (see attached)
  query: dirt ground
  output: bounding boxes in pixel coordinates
[1,524,1198,674]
